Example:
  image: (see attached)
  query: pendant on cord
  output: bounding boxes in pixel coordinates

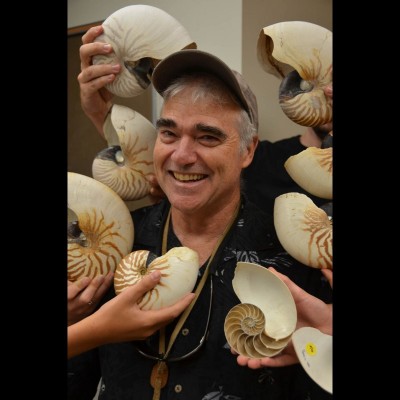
[151,360,168,400]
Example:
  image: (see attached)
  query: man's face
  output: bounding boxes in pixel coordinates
[153,87,255,214]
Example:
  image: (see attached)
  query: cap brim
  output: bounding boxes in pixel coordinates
[152,49,251,117]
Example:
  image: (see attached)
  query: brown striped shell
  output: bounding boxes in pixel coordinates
[67,172,134,282]
[92,104,156,201]
[224,262,297,358]
[92,4,197,98]
[114,247,199,310]
[274,193,332,269]
[257,21,332,126]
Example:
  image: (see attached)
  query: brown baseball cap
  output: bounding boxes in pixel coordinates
[151,49,259,130]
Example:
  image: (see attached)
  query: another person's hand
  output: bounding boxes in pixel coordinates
[68,271,114,325]
[234,267,332,368]
[147,173,166,204]
[68,271,196,358]
[77,25,121,136]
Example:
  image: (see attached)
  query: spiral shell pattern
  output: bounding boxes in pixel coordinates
[114,247,199,310]
[257,21,332,127]
[67,172,134,282]
[224,262,297,358]
[92,5,196,98]
[92,104,156,201]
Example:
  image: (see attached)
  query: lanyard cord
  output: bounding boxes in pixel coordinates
[158,202,240,360]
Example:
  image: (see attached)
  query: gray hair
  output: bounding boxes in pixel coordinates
[160,72,257,154]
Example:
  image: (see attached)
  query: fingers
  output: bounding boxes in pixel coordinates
[321,268,333,288]
[67,277,91,300]
[81,25,103,45]
[118,271,162,303]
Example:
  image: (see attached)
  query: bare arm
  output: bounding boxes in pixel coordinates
[68,271,195,358]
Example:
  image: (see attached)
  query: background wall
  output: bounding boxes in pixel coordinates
[68,0,332,210]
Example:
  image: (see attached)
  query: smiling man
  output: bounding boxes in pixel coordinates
[71,48,332,400]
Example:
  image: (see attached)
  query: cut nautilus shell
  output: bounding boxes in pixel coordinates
[274,192,332,269]
[257,21,332,126]
[292,327,332,394]
[284,146,332,200]
[92,104,156,201]
[93,4,197,97]
[67,172,134,282]
[114,247,199,310]
[224,262,297,358]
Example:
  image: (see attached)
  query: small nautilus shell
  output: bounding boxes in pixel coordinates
[67,172,134,282]
[92,4,197,97]
[284,146,332,200]
[92,104,156,201]
[114,247,199,310]
[224,262,297,358]
[274,192,332,269]
[257,21,332,126]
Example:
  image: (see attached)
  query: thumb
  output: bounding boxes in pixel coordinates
[119,271,161,302]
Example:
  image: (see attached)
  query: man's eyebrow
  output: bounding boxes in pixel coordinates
[195,123,227,140]
[156,118,176,129]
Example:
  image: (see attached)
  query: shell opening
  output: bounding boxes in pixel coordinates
[124,57,153,89]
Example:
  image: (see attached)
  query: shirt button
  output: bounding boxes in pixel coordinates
[181,328,189,336]
[174,384,182,393]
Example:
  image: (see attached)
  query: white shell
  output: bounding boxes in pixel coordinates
[292,327,333,394]
[285,147,332,200]
[114,247,199,310]
[257,21,332,126]
[92,104,156,201]
[67,172,134,281]
[274,192,332,269]
[93,5,196,97]
[224,262,297,358]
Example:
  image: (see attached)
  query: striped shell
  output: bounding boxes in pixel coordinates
[114,247,199,310]
[274,193,332,269]
[257,21,332,126]
[92,104,156,201]
[92,4,196,97]
[224,262,297,358]
[67,172,134,282]
[285,147,332,200]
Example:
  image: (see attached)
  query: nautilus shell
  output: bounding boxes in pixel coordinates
[93,4,197,97]
[285,146,332,200]
[67,172,134,282]
[114,247,199,310]
[224,262,297,358]
[92,104,156,201]
[274,193,332,269]
[292,327,332,394]
[257,21,332,126]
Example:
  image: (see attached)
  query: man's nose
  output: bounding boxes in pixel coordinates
[170,137,197,164]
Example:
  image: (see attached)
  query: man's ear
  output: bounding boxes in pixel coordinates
[242,136,259,168]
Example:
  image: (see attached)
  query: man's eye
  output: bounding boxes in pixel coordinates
[198,135,220,146]
[158,130,177,142]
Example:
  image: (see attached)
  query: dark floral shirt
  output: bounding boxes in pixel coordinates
[68,196,332,400]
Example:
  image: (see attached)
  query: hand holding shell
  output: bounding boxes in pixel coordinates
[114,247,199,310]
[92,4,196,98]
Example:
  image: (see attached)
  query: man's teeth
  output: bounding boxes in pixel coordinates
[173,172,205,181]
